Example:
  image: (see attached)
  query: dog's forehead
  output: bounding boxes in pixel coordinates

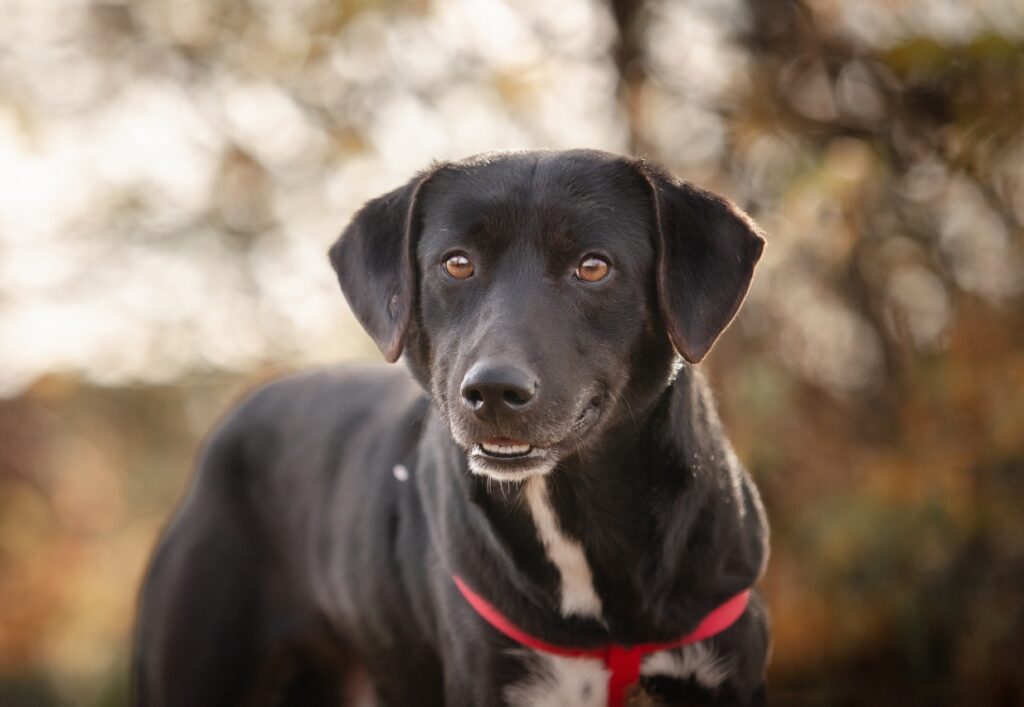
[419,153,653,249]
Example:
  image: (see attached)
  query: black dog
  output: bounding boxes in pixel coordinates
[133,149,770,706]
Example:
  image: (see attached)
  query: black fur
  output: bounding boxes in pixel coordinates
[133,149,770,706]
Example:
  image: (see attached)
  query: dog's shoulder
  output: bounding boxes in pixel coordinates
[194,364,425,493]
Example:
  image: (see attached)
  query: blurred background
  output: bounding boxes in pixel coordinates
[1,0,1023,704]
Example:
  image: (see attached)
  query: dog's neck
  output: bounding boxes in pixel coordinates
[422,364,766,644]
[512,371,686,619]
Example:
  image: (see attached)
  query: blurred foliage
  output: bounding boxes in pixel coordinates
[1,0,1023,705]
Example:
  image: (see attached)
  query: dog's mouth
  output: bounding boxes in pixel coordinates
[465,395,605,481]
[468,441,551,482]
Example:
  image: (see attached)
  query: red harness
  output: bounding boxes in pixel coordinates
[453,576,749,707]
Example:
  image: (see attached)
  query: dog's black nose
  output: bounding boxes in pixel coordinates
[460,362,537,418]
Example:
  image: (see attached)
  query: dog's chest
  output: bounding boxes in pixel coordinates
[513,478,732,704]
[504,651,607,707]
[502,645,731,706]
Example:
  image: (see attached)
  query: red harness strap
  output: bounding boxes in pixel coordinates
[453,576,750,707]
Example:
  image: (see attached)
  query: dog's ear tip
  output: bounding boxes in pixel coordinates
[383,338,404,363]
[327,232,348,275]
[748,232,767,266]
[673,336,711,365]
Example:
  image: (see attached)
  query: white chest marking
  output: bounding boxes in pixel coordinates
[504,652,607,707]
[503,643,731,706]
[641,643,732,688]
[523,476,604,619]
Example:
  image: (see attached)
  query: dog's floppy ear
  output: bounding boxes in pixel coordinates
[637,163,765,364]
[328,167,441,363]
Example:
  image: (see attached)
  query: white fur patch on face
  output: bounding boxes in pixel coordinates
[641,643,732,688]
[504,652,607,707]
[523,476,604,619]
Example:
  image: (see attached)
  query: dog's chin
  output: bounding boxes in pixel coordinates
[467,447,557,482]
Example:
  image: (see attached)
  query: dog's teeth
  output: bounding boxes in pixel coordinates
[481,442,531,456]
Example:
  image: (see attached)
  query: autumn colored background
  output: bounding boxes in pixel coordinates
[2,0,1023,704]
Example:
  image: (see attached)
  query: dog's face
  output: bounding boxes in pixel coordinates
[331,150,764,482]
[414,156,662,480]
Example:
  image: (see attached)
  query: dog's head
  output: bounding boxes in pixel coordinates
[330,150,764,481]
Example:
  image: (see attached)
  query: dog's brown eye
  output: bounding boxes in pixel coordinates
[443,253,474,280]
[575,255,610,283]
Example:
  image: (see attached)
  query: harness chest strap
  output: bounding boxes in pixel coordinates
[453,576,750,707]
